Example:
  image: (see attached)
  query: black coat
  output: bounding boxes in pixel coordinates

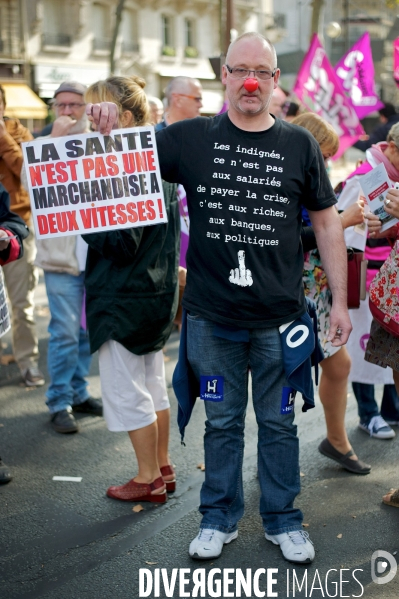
[83,181,180,355]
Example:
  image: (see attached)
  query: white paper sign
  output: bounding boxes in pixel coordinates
[22,127,167,239]
[359,162,399,232]
[0,268,11,339]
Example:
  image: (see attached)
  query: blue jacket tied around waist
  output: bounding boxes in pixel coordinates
[173,299,324,443]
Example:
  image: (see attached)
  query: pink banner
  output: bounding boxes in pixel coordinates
[335,33,383,119]
[293,34,364,159]
[394,37,399,89]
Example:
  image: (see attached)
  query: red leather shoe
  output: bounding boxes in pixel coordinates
[160,465,176,493]
[106,476,166,502]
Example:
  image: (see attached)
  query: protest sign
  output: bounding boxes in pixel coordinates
[293,34,364,159]
[359,162,399,232]
[0,268,11,339]
[22,127,167,239]
[335,33,383,120]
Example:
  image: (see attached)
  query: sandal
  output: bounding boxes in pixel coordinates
[318,438,371,475]
[106,476,167,502]
[160,465,176,493]
[382,489,399,507]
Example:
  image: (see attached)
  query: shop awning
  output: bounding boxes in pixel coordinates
[157,58,216,80]
[1,82,48,119]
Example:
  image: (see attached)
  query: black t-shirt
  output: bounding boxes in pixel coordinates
[156,113,336,328]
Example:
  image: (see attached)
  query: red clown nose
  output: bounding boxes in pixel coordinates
[243,78,259,92]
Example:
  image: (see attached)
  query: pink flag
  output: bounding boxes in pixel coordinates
[394,37,399,89]
[293,34,364,159]
[335,32,383,119]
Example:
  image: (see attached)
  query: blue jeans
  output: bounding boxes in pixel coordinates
[187,314,303,536]
[352,383,399,423]
[44,272,91,414]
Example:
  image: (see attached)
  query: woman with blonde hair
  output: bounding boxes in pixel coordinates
[83,75,180,502]
[292,112,370,474]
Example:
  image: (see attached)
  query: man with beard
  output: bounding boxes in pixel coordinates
[33,81,103,434]
[87,33,351,564]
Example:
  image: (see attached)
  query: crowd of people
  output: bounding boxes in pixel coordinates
[2,31,399,565]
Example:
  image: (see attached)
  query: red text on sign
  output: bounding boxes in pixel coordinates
[29,161,79,186]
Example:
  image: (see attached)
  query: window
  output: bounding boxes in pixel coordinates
[161,15,175,56]
[42,0,72,47]
[121,9,139,53]
[184,18,198,58]
[273,14,286,29]
[0,0,11,54]
[92,3,111,51]
[185,19,195,48]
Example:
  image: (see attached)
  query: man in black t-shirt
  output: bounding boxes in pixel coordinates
[87,32,352,566]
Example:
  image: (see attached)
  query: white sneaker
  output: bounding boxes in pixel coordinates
[358,415,395,439]
[265,530,315,563]
[189,528,238,560]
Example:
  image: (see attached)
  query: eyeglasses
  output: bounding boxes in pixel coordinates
[225,65,276,81]
[54,103,86,110]
[173,93,202,102]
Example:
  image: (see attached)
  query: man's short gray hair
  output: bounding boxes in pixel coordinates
[147,96,163,110]
[225,32,277,69]
[164,76,201,104]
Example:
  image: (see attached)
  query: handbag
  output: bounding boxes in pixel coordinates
[369,240,399,337]
[347,248,367,309]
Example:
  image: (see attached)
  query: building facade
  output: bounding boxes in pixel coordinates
[0,0,48,129]
[0,0,286,128]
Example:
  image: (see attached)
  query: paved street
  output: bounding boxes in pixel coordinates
[2,229,399,598]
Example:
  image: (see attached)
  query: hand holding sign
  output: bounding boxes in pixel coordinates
[365,211,399,239]
[229,250,253,287]
[384,188,399,219]
[86,102,119,135]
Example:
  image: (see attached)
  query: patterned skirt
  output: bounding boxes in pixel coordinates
[303,249,341,359]
[365,319,399,372]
